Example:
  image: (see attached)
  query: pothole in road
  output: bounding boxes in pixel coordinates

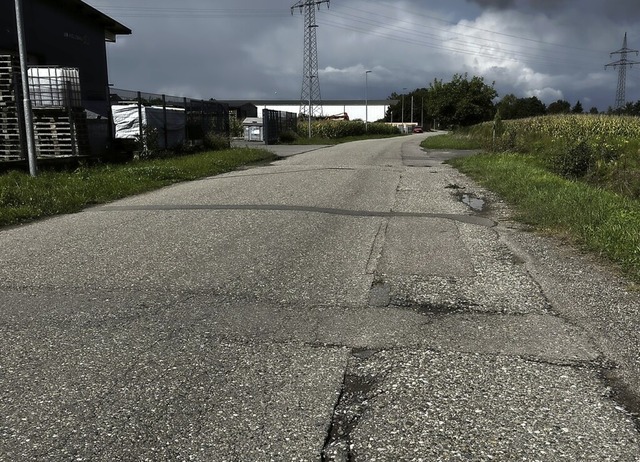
[461,193,486,212]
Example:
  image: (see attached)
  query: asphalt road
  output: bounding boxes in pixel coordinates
[1,134,640,461]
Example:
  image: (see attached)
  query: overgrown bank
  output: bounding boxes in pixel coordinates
[423,114,640,281]
[0,148,276,228]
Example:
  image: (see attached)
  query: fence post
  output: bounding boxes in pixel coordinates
[162,94,168,149]
[262,108,268,145]
[201,100,205,142]
[183,97,188,144]
[137,91,143,145]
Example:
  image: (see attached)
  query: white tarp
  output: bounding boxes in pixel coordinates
[112,104,186,149]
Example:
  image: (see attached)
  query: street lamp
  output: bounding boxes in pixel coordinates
[365,70,371,131]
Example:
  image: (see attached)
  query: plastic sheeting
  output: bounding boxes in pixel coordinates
[112,104,186,149]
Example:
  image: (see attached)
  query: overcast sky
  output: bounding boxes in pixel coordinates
[88,0,640,112]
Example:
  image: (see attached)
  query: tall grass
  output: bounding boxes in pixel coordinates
[421,132,483,150]
[0,148,276,228]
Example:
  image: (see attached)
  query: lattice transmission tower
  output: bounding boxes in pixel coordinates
[605,32,639,110]
[291,0,329,118]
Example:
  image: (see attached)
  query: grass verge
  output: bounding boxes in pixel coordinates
[421,133,483,150]
[0,148,277,228]
[449,152,640,281]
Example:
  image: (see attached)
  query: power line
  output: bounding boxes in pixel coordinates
[368,0,610,55]
[90,5,285,18]
[317,15,595,71]
[320,4,604,71]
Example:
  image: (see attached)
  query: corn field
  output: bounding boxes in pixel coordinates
[298,120,400,138]
[466,114,640,199]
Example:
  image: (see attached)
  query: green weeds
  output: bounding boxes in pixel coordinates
[421,133,483,150]
[0,148,276,228]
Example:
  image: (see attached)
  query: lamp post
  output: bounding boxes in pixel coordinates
[14,0,37,176]
[401,87,407,131]
[411,95,414,124]
[365,70,371,131]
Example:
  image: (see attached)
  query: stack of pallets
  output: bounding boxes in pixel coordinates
[33,109,89,158]
[0,56,90,161]
[0,55,23,160]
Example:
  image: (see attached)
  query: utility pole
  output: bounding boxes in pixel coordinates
[410,95,414,124]
[365,70,371,131]
[291,0,328,134]
[14,0,37,176]
[606,32,639,110]
[401,87,406,127]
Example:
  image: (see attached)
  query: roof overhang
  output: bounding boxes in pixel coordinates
[55,0,131,42]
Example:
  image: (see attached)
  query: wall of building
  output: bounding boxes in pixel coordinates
[0,0,111,117]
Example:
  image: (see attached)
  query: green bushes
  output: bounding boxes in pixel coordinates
[279,130,299,143]
[203,131,230,151]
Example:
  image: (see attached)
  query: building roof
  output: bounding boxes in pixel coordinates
[56,0,131,41]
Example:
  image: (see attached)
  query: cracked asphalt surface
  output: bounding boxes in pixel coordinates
[1,134,640,461]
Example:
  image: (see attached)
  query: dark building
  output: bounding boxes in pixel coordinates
[0,0,130,118]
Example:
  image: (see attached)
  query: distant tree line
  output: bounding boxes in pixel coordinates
[385,73,640,129]
[386,73,497,128]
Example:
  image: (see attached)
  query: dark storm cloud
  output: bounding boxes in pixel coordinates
[85,0,640,111]
[468,0,517,8]
[467,0,640,21]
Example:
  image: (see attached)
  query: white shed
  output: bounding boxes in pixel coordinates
[242,117,263,142]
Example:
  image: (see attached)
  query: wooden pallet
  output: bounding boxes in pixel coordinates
[32,109,89,158]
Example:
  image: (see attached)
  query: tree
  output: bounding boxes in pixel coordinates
[547,99,571,114]
[571,101,584,114]
[497,95,546,120]
[496,94,519,120]
[589,107,599,114]
[426,73,497,127]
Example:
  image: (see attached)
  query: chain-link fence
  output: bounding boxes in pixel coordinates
[109,88,230,150]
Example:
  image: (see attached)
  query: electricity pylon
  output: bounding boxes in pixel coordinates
[605,32,639,110]
[291,0,329,119]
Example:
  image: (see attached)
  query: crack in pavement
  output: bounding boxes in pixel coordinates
[321,349,387,462]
